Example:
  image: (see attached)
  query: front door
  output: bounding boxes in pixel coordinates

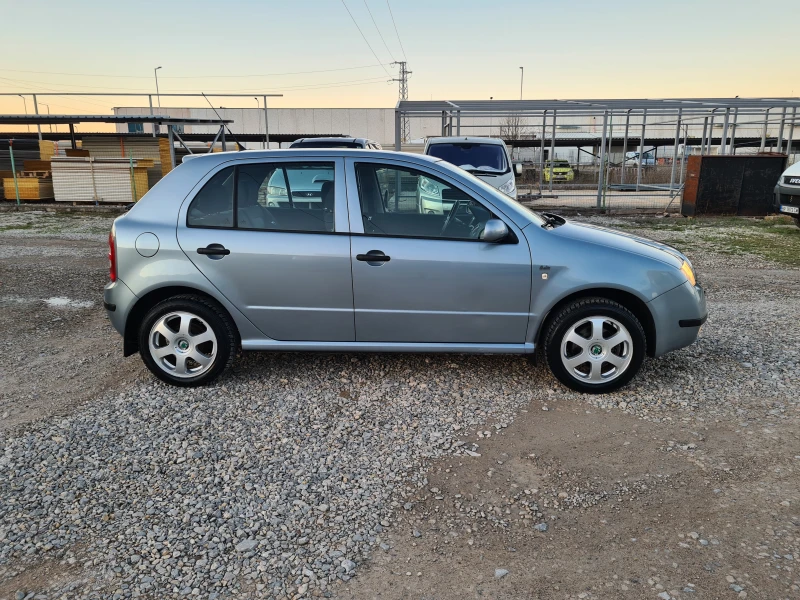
[346,159,531,344]
[177,159,355,342]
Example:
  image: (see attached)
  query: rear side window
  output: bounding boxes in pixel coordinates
[187,167,234,228]
[187,162,336,233]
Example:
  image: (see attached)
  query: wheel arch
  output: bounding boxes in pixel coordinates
[536,287,657,357]
[123,286,240,357]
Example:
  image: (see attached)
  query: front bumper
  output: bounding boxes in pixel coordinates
[774,184,800,215]
[104,279,138,337]
[648,281,707,357]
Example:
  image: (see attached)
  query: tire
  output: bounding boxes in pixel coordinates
[138,294,237,387]
[794,216,800,229]
[543,297,646,394]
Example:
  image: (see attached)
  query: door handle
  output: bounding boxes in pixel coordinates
[197,244,230,256]
[356,250,390,263]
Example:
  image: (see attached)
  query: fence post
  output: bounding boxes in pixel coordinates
[700,117,708,155]
[129,151,138,202]
[539,110,546,192]
[596,111,608,208]
[729,108,738,155]
[548,110,557,192]
[620,110,631,185]
[9,141,20,206]
[776,107,787,154]
[720,108,730,155]
[636,109,646,192]
[786,107,796,165]
[760,109,770,152]
[669,109,682,196]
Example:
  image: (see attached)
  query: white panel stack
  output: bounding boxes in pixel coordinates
[52,157,149,203]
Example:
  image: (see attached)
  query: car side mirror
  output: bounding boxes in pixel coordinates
[514,163,523,177]
[481,219,509,243]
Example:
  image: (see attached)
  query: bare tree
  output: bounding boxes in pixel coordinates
[499,115,527,140]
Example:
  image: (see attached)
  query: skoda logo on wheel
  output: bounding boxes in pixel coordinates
[591,344,603,356]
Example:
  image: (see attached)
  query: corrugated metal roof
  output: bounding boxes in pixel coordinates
[0,115,233,125]
[398,98,800,114]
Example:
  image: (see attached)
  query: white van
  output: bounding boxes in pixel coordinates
[774,161,800,226]
[423,137,522,209]
[625,150,656,167]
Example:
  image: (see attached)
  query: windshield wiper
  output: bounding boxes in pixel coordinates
[539,212,565,229]
[465,168,504,176]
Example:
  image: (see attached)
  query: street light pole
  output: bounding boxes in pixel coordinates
[519,67,524,100]
[17,94,29,132]
[154,66,162,109]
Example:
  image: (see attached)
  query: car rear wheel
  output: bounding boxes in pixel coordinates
[544,298,646,394]
[138,295,237,387]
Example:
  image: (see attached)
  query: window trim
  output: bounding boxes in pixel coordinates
[185,160,340,235]
[350,161,517,244]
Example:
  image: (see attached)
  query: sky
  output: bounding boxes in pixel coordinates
[0,0,797,117]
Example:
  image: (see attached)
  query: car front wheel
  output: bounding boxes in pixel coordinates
[544,298,646,394]
[138,295,237,387]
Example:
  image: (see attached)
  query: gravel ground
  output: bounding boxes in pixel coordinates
[0,211,798,599]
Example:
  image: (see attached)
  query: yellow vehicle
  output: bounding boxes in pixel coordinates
[543,159,575,183]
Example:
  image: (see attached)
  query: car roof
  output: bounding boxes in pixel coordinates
[292,137,369,144]
[426,136,506,146]
[177,148,440,168]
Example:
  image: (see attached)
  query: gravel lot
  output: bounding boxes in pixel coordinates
[0,209,798,600]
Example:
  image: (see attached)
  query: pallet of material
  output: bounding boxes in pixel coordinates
[51,157,150,203]
[3,177,54,200]
[23,160,52,172]
[39,140,56,161]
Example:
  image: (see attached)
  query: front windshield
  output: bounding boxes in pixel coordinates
[427,143,508,173]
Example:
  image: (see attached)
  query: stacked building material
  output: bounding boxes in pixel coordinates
[3,175,54,200]
[51,157,151,203]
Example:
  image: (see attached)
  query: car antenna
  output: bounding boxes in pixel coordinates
[201,93,245,151]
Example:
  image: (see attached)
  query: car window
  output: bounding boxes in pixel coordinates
[355,163,497,241]
[237,162,336,233]
[187,167,234,228]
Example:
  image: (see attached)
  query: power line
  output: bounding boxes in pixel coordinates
[339,0,391,76]
[385,0,408,61]
[0,64,391,80]
[0,74,389,94]
[363,0,395,63]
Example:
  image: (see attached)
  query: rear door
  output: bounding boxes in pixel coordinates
[177,158,355,342]
[345,158,532,344]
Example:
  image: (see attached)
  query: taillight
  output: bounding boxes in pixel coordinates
[108,230,117,282]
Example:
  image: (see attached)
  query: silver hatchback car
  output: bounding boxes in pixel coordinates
[105,149,706,393]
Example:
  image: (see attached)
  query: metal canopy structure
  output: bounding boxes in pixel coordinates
[395,97,800,206]
[0,114,236,168]
[0,115,232,125]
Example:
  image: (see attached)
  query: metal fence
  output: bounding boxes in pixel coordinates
[396,98,800,213]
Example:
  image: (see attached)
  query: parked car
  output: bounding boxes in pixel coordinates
[625,150,656,167]
[105,149,706,393]
[423,137,522,209]
[289,137,382,149]
[774,160,800,227]
[543,159,575,183]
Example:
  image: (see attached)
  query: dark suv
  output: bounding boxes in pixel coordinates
[289,137,382,150]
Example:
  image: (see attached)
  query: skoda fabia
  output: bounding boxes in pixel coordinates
[104,149,706,393]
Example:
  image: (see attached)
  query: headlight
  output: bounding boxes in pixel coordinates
[498,178,516,195]
[419,177,441,198]
[267,186,287,196]
[680,260,696,287]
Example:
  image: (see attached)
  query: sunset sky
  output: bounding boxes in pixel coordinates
[0,0,797,117]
